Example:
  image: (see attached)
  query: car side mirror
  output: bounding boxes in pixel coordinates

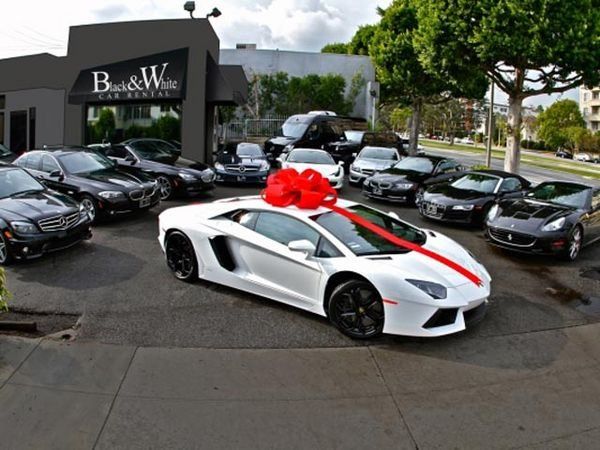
[49,170,63,179]
[338,160,345,166]
[388,211,400,220]
[125,154,136,163]
[288,239,316,257]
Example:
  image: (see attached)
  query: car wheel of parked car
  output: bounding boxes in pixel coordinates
[563,226,583,261]
[328,279,384,339]
[165,231,198,282]
[479,203,494,228]
[80,195,98,223]
[157,175,174,200]
[0,233,13,265]
[415,187,425,206]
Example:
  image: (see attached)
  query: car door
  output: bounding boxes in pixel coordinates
[429,160,463,185]
[586,189,600,244]
[38,154,64,192]
[225,210,325,306]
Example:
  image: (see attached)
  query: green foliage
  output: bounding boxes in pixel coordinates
[96,108,116,142]
[389,107,413,131]
[537,100,586,150]
[520,139,546,151]
[321,42,349,54]
[154,116,181,141]
[348,24,377,55]
[0,267,11,312]
[471,164,489,171]
[564,127,600,154]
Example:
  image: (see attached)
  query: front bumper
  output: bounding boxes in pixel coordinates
[485,226,568,256]
[99,191,161,216]
[215,170,269,184]
[362,183,416,203]
[326,174,344,190]
[419,201,483,225]
[7,218,92,260]
[174,178,215,196]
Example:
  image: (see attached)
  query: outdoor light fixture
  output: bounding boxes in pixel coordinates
[184,1,196,19]
[206,7,222,19]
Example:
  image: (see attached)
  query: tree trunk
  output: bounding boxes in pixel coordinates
[409,99,422,156]
[504,96,523,173]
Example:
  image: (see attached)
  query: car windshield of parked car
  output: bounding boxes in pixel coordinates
[450,173,500,194]
[313,205,426,256]
[279,117,311,138]
[0,168,45,198]
[344,131,364,142]
[237,144,263,158]
[288,150,334,165]
[359,147,397,160]
[148,140,177,153]
[393,157,435,174]
[129,141,172,160]
[0,144,12,157]
[57,152,114,174]
[527,182,590,209]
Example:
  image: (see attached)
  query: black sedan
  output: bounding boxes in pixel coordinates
[96,143,215,200]
[420,170,531,226]
[121,138,182,161]
[486,181,600,261]
[362,156,465,205]
[14,149,160,222]
[214,142,270,184]
[0,166,92,264]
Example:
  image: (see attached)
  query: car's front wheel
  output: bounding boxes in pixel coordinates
[563,225,583,261]
[415,186,425,206]
[80,195,99,223]
[0,232,13,265]
[165,231,198,282]
[157,175,174,200]
[328,279,384,339]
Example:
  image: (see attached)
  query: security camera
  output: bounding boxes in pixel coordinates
[184,1,196,18]
[206,7,222,19]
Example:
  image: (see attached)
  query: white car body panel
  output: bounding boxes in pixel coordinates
[281,149,344,189]
[158,196,491,337]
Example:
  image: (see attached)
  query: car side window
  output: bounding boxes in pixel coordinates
[15,154,28,168]
[592,190,600,210]
[106,146,128,159]
[41,155,60,173]
[315,237,343,258]
[437,161,459,174]
[500,177,522,192]
[230,210,259,229]
[26,153,42,171]
[254,212,320,247]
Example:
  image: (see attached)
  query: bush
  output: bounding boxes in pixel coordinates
[470,164,489,171]
[521,139,546,151]
[0,268,11,312]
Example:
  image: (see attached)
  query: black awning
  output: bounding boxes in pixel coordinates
[69,48,188,104]
[205,56,248,106]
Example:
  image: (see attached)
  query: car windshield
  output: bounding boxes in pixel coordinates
[280,117,311,138]
[344,131,364,142]
[393,157,435,173]
[0,144,12,157]
[288,150,334,164]
[57,152,114,174]
[129,141,172,160]
[359,147,397,160]
[237,144,263,157]
[0,168,45,198]
[527,182,590,209]
[313,205,426,256]
[451,173,500,194]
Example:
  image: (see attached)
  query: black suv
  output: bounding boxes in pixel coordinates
[0,166,92,264]
[14,149,160,222]
[325,131,405,166]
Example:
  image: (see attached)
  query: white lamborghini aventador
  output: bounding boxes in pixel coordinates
[158,196,491,339]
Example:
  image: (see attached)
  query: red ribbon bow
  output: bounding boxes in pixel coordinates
[262,168,483,287]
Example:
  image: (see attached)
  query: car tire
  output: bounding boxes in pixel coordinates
[157,175,175,200]
[0,232,14,266]
[165,231,198,282]
[328,279,384,339]
[562,225,583,261]
[479,203,494,228]
[415,186,425,206]
[80,195,99,223]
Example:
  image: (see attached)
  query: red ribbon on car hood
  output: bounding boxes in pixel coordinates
[262,168,483,287]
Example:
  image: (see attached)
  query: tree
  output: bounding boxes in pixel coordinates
[537,100,585,150]
[415,0,600,173]
[321,43,349,54]
[96,108,116,142]
[370,0,488,154]
[348,25,377,55]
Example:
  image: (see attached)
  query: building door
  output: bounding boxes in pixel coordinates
[10,110,27,153]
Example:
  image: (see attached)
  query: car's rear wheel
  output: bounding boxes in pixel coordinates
[328,279,384,339]
[157,175,174,200]
[0,232,13,266]
[165,231,198,282]
[80,195,98,223]
[563,226,583,261]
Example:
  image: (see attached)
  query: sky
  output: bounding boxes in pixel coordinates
[0,0,578,108]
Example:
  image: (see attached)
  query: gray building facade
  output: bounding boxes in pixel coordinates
[0,19,247,163]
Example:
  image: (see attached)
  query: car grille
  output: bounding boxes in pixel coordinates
[488,227,536,247]
[129,186,156,201]
[421,201,446,218]
[224,165,259,173]
[362,169,375,175]
[370,180,392,189]
[38,212,80,232]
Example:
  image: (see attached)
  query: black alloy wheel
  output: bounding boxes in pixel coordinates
[563,226,583,261]
[0,232,13,265]
[165,231,198,282]
[328,279,384,339]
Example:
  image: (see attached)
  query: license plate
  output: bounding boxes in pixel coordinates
[237,176,246,182]
[373,187,382,195]
[139,197,151,208]
[427,204,438,215]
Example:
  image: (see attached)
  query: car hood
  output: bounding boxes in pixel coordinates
[354,158,396,171]
[268,136,297,147]
[369,168,428,184]
[284,162,340,177]
[491,198,576,232]
[75,170,154,191]
[0,190,79,222]
[424,184,492,204]
[364,230,489,288]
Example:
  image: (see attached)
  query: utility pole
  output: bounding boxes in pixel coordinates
[485,81,494,168]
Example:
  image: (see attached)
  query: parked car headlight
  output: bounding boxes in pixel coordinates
[214,162,224,170]
[259,160,270,171]
[406,279,447,299]
[10,221,38,235]
[98,191,125,199]
[394,182,414,190]
[332,166,342,177]
[200,169,215,183]
[363,178,370,186]
[178,172,196,181]
[542,217,566,232]
[452,204,474,211]
[351,164,361,173]
[487,204,499,221]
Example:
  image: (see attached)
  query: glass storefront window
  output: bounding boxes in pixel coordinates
[85,102,181,144]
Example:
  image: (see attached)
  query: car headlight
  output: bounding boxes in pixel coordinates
[406,279,447,300]
[487,204,499,221]
[98,191,125,199]
[178,171,196,181]
[542,217,566,232]
[10,221,38,234]
[201,169,215,183]
[259,160,270,171]
[214,162,224,170]
[332,167,342,177]
[351,164,361,173]
[452,204,474,211]
[395,182,414,190]
[363,178,370,186]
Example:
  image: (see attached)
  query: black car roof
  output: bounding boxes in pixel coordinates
[468,169,530,183]
[405,155,447,163]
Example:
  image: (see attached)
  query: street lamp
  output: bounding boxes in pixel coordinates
[184,1,196,19]
[206,7,222,19]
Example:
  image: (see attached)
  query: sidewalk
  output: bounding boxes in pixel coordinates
[2,323,600,449]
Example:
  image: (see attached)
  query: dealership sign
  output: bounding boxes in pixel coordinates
[69,48,188,104]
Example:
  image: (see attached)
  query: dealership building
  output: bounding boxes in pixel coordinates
[0,19,248,163]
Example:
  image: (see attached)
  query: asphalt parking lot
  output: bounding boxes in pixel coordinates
[4,180,600,349]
